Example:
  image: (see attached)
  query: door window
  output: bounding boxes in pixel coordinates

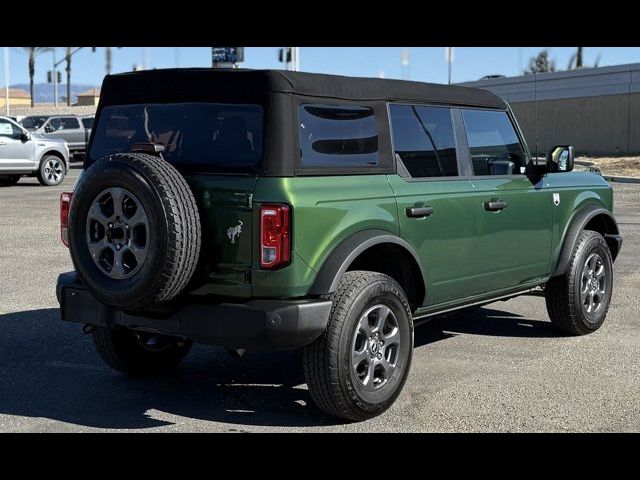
[461,109,526,176]
[389,104,458,178]
[48,117,81,131]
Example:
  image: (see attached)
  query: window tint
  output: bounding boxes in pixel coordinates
[0,118,22,138]
[48,117,80,131]
[82,117,94,129]
[21,116,49,130]
[461,109,526,176]
[88,103,263,172]
[298,104,379,167]
[389,104,458,178]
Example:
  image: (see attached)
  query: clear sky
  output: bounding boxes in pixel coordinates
[2,47,640,88]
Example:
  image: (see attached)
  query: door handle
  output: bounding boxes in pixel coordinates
[0,141,7,146]
[484,200,507,211]
[406,206,434,218]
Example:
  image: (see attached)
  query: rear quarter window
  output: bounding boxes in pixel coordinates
[298,104,379,167]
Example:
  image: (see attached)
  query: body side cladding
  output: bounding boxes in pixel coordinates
[551,205,621,277]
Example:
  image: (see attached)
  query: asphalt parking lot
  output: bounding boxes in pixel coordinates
[0,167,638,432]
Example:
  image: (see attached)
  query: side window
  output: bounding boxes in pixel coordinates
[47,118,63,131]
[61,117,81,129]
[298,104,379,167]
[389,104,458,178]
[461,109,526,176]
[48,117,80,131]
[0,118,22,138]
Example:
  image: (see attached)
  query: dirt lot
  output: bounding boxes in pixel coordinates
[577,156,640,177]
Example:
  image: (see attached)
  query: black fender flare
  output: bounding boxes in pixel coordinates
[551,205,621,277]
[308,229,426,296]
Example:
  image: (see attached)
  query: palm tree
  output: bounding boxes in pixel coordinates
[568,47,585,70]
[526,50,555,74]
[106,47,112,75]
[19,47,53,107]
[105,47,122,75]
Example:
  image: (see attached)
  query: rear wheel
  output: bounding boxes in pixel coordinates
[303,271,414,421]
[545,230,613,335]
[0,175,21,186]
[92,325,192,376]
[37,155,66,186]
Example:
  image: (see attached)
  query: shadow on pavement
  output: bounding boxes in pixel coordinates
[0,304,560,430]
[424,306,561,338]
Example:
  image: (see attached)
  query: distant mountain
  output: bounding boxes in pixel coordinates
[10,83,99,104]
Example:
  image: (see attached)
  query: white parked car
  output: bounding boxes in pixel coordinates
[0,116,70,186]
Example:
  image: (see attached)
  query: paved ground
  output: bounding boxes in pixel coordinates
[0,168,638,432]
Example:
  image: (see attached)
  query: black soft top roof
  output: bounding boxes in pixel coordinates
[100,68,506,109]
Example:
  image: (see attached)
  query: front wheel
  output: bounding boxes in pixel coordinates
[92,326,193,376]
[303,271,414,421]
[37,155,66,186]
[545,230,614,335]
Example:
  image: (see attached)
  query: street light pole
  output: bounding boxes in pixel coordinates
[3,47,9,116]
[445,47,454,85]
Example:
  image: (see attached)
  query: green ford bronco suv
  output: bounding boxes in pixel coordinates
[57,68,622,421]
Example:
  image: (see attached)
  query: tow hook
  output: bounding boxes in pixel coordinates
[82,324,97,334]
[226,348,246,359]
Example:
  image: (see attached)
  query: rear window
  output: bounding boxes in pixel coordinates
[298,104,379,167]
[88,103,263,172]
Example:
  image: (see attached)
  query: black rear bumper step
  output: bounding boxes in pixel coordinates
[56,272,332,351]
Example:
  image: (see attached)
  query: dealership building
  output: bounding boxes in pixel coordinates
[459,63,640,156]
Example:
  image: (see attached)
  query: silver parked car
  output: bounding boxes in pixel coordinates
[0,116,70,186]
[21,114,90,155]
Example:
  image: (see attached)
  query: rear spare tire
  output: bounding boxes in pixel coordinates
[68,153,201,310]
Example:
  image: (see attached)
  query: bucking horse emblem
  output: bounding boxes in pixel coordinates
[226,220,244,244]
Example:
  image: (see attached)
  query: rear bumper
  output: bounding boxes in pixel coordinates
[56,272,332,351]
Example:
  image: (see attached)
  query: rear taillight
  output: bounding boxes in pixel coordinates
[260,204,290,269]
[60,192,73,247]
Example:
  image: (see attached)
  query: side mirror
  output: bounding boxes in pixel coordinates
[546,145,574,173]
[44,124,54,133]
[20,131,30,142]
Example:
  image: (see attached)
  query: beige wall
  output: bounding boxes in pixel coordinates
[510,93,640,156]
[0,98,31,108]
[8,105,97,117]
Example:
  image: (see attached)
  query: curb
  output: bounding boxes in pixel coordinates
[602,175,640,184]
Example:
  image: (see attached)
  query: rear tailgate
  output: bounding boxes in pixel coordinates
[186,175,257,297]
